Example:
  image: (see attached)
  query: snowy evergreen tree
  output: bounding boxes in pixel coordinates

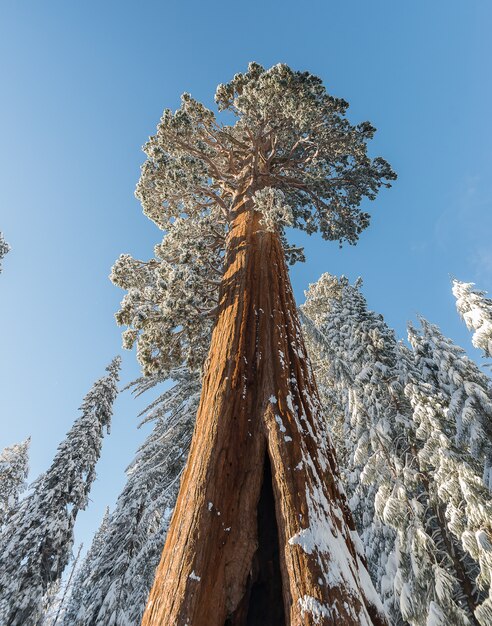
[302,274,409,624]
[0,357,121,626]
[0,437,30,529]
[0,231,10,273]
[115,62,395,626]
[40,581,62,626]
[302,274,492,626]
[406,321,492,625]
[453,279,492,360]
[413,317,492,488]
[65,366,200,626]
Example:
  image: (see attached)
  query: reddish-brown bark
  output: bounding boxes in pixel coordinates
[141,198,388,626]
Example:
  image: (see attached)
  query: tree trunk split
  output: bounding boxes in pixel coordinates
[141,200,388,626]
[225,454,286,626]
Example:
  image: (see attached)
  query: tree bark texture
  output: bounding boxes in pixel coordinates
[141,198,388,626]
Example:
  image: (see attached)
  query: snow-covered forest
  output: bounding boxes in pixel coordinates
[2,234,492,625]
[1,27,492,625]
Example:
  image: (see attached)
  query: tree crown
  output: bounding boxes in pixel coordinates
[136,62,395,244]
[113,64,396,376]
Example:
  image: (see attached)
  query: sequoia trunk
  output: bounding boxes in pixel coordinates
[141,198,388,626]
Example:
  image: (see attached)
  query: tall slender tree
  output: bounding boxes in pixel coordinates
[0,438,30,529]
[301,274,406,624]
[0,231,10,273]
[407,322,492,625]
[113,63,395,625]
[453,279,492,360]
[0,357,121,626]
[412,317,492,488]
[66,366,200,626]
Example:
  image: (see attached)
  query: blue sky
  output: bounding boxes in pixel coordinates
[1,1,491,553]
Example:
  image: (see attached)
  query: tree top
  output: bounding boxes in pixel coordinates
[136,62,396,245]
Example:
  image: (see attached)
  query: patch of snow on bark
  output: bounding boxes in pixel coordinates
[294,452,378,624]
[275,415,286,433]
[289,527,316,554]
[189,571,201,581]
[279,350,286,368]
[298,595,331,623]
[356,554,387,619]
[292,346,305,360]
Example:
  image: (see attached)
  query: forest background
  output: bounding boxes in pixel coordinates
[1,0,491,558]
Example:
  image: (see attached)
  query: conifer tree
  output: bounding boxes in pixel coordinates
[42,543,83,626]
[0,357,121,626]
[0,438,30,529]
[406,322,492,625]
[301,274,407,624]
[302,274,492,625]
[112,63,395,625]
[413,317,492,488]
[0,231,10,273]
[40,581,62,626]
[66,366,200,626]
[453,279,492,359]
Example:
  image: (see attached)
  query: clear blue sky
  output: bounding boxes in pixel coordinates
[1,1,491,553]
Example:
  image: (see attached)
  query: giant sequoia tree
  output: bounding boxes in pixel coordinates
[113,63,395,626]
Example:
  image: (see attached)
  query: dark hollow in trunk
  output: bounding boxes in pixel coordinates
[226,453,286,626]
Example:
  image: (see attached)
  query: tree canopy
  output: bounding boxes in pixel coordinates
[112,63,395,376]
[137,62,395,239]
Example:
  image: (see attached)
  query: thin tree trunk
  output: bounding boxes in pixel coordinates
[141,197,387,626]
[51,544,83,626]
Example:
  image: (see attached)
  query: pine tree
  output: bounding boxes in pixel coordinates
[413,317,492,488]
[0,437,30,529]
[0,357,121,626]
[406,321,492,625]
[0,231,10,273]
[301,274,407,624]
[65,366,200,626]
[113,62,395,625]
[453,279,492,360]
[302,274,492,625]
